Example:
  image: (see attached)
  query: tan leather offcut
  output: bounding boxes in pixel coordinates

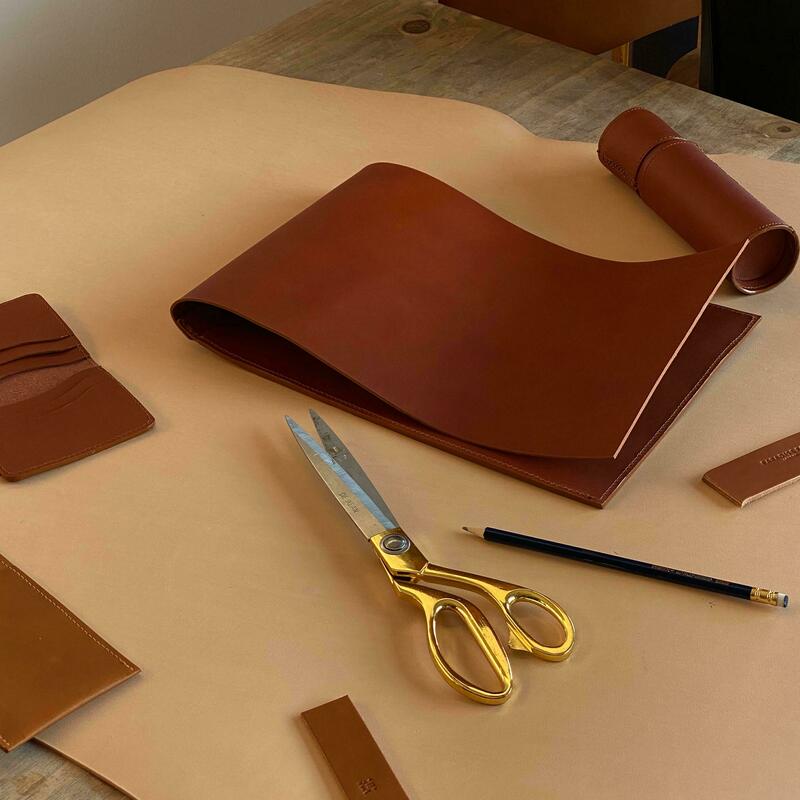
[0,553,139,751]
[302,696,410,800]
[704,430,800,506]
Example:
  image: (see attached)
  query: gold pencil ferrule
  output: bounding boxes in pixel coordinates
[749,587,785,607]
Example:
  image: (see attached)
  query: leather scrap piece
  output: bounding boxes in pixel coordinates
[302,696,410,800]
[0,552,139,752]
[703,430,800,506]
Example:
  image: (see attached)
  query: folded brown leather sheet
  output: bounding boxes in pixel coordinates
[0,294,154,481]
[172,111,794,507]
[0,552,139,751]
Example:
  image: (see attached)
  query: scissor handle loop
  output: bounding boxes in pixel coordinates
[421,563,575,661]
[392,581,513,705]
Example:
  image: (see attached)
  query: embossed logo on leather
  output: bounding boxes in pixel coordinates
[760,444,800,466]
[302,695,410,800]
[704,430,800,507]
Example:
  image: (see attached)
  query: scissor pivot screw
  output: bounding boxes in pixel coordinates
[381,533,410,554]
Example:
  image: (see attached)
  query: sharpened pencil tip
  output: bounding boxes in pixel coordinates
[461,526,483,536]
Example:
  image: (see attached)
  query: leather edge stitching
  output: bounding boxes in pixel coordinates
[0,553,137,746]
[597,313,759,502]
[182,314,756,505]
[0,555,137,673]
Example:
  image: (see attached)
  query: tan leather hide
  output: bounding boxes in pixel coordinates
[0,66,798,799]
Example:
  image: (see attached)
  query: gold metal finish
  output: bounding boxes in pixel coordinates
[750,587,785,606]
[287,413,576,706]
[421,562,575,660]
[369,531,575,704]
[390,570,513,705]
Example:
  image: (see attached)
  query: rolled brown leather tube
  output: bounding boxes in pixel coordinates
[598,107,798,293]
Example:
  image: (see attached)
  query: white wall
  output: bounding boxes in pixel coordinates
[0,0,312,144]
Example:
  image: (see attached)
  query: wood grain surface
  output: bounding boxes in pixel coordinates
[2,0,798,798]
[201,0,800,160]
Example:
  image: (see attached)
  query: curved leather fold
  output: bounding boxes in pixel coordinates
[598,107,799,293]
[173,162,751,460]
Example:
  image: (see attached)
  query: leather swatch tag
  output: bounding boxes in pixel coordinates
[703,431,800,506]
[302,696,410,800]
[0,553,140,751]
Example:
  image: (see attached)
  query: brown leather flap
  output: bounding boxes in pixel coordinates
[173,162,749,461]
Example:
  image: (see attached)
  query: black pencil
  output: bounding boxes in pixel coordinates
[462,526,788,608]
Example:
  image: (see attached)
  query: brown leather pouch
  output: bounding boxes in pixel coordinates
[0,294,154,481]
[598,107,799,293]
[0,552,139,751]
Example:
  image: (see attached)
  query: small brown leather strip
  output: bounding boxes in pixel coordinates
[302,696,410,800]
[703,431,800,507]
[0,552,140,751]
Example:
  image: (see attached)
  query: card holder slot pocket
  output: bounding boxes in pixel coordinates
[0,334,82,367]
[0,332,73,357]
[0,293,154,481]
[0,294,72,351]
[0,366,154,480]
[0,345,87,381]
[0,365,100,419]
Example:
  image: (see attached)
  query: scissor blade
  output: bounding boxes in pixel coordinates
[309,409,400,529]
[286,416,398,540]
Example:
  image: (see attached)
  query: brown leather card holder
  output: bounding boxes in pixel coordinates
[302,696,410,800]
[703,431,800,506]
[0,293,154,481]
[0,552,140,751]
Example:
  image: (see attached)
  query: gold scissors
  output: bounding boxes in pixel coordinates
[286,411,575,705]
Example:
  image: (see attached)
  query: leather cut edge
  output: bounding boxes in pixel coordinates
[176,301,758,508]
[0,552,140,752]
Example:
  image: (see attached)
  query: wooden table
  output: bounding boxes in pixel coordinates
[2,1,798,798]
